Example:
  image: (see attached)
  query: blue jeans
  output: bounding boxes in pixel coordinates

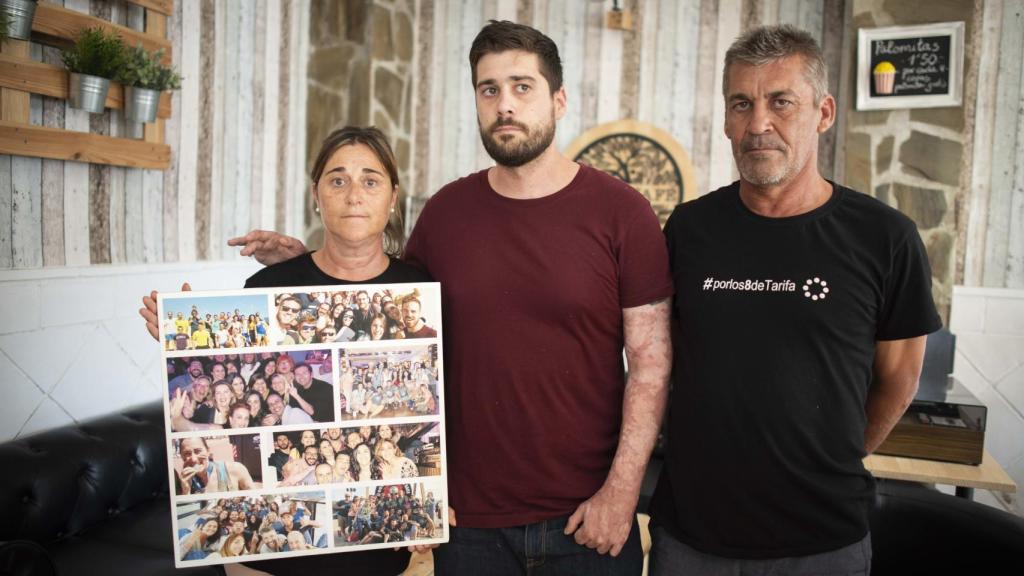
[650,526,872,576]
[434,514,643,576]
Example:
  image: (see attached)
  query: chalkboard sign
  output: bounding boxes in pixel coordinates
[857,22,964,111]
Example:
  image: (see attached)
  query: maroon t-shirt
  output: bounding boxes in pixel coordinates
[405,164,673,527]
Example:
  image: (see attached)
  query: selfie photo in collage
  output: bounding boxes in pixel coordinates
[166,349,336,433]
[269,286,439,345]
[176,491,329,562]
[267,422,443,487]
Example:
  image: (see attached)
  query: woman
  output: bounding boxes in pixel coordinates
[318,438,337,468]
[175,437,255,496]
[212,533,247,559]
[317,326,337,343]
[229,374,247,403]
[247,314,258,343]
[142,127,426,576]
[350,443,376,482]
[179,517,222,561]
[366,313,388,341]
[373,439,419,480]
[257,358,277,382]
[249,374,270,402]
[207,382,234,426]
[245,392,267,427]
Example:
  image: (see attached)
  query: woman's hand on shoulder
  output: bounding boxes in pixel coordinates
[227,230,308,266]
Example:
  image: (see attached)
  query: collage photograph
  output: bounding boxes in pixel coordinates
[267,423,443,487]
[161,294,270,351]
[339,344,440,420]
[166,349,336,432]
[268,286,440,346]
[176,492,330,562]
[333,482,445,548]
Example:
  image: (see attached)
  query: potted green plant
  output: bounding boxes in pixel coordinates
[0,0,38,42]
[62,27,125,114]
[117,43,181,123]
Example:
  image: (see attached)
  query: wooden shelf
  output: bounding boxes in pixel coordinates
[1,1,176,170]
[0,120,171,169]
[34,2,172,64]
[0,52,172,119]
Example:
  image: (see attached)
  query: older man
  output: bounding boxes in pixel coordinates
[648,25,940,575]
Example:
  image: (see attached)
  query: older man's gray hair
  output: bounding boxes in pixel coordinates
[724,24,828,103]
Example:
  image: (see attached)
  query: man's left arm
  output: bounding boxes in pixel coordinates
[565,299,671,556]
[864,335,928,453]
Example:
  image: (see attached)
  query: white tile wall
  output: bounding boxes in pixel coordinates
[950,286,1024,516]
[0,259,261,441]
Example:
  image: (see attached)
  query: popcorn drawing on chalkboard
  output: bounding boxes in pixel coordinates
[873,61,896,95]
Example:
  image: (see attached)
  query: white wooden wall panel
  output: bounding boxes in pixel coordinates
[595,0,623,125]
[124,168,143,263]
[61,0,91,267]
[709,0,741,190]
[636,0,659,125]
[235,2,255,242]
[983,0,1024,288]
[287,0,310,238]
[209,0,227,259]
[177,0,201,260]
[964,0,1002,286]
[426,0,448,195]
[495,0,518,22]
[219,0,240,251]
[248,0,265,234]
[578,1,603,133]
[11,47,42,269]
[0,156,11,267]
[1007,41,1024,288]
[260,0,281,230]
[142,168,163,262]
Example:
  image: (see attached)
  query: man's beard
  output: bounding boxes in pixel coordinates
[735,135,802,186]
[480,115,556,168]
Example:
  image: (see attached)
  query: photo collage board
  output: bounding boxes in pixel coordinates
[157,282,447,567]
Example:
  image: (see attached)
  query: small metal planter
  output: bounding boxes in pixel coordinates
[68,72,111,114]
[123,85,161,123]
[0,0,37,41]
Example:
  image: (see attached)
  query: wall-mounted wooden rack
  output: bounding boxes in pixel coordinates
[0,0,174,170]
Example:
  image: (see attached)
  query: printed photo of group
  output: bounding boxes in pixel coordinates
[161,294,270,351]
[176,492,330,561]
[267,422,443,487]
[339,344,440,420]
[334,481,445,547]
[166,349,336,432]
[159,282,446,566]
[268,285,440,345]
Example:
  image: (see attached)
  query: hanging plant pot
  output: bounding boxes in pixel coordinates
[123,85,161,123]
[0,0,37,41]
[68,72,111,114]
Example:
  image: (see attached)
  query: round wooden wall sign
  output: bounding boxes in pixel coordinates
[565,120,697,225]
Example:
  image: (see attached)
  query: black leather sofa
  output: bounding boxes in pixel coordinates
[0,402,221,576]
[3,401,1023,576]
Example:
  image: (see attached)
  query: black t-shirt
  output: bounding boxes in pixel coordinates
[301,377,335,422]
[650,182,941,559]
[242,252,430,576]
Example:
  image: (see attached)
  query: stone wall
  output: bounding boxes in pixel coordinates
[843,0,979,321]
[305,0,416,245]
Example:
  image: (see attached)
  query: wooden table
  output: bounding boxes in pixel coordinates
[864,449,1017,499]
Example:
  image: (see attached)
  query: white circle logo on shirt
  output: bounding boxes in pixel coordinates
[803,277,829,301]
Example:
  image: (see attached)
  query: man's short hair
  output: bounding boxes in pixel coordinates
[469,20,563,93]
[723,24,828,103]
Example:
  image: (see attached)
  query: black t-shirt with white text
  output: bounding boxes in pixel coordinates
[650,181,941,559]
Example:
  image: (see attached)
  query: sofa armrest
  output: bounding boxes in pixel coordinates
[0,539,57,576]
